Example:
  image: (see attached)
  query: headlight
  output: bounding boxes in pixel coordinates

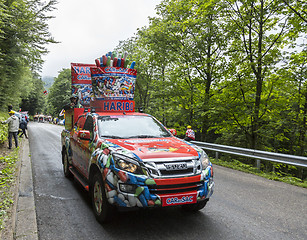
[200,150,210,170]
[113,153,143,174]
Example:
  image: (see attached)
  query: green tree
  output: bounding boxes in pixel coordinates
[20,75,46,115]
[47,68,71,117]
[218,0,297,150]
[0,0,57,110]
[135,0,227,139]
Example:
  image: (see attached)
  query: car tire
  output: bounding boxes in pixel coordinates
[91,173,114,223]
[181,199,208,212]
[63,150,73,178]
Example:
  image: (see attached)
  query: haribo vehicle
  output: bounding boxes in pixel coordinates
[62,56,214,223]
[61,107,214,223]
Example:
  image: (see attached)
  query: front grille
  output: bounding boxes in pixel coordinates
[159,169,194,176]
[148,181,203,195]
[143,157,201,178]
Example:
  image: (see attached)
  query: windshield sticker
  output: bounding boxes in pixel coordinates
[147,147,178,152]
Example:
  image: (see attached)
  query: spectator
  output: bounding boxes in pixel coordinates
[1,110,19,149]
[8,104,13,112]
[19,117,28,138]
[184,125,195,141]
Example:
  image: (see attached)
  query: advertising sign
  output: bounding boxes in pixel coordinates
[71,63,96,106]
[91,66,137,100]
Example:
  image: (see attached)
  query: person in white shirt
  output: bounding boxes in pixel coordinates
[1,110,19,149]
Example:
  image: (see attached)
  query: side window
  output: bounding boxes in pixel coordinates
[83,116,93,140]
[76,116,86,129]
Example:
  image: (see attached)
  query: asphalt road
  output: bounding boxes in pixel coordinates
[28,122,307,240]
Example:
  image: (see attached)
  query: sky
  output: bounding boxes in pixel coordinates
[41,0,161,78]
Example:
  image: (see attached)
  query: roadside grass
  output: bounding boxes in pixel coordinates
[0,148,19,231]
[0,111,19,231]
[210,158,307,188]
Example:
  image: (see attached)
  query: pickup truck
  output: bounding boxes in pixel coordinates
[61,108,214,223]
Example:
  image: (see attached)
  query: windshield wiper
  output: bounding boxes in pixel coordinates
[128,135,158,139]
[101,135,123,139]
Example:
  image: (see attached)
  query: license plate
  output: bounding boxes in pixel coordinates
[164,162,188,171]
[161,192,197,206]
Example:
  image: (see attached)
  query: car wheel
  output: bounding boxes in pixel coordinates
[91,173,113,223]
[63,151,73,178]
[181,199,208,212]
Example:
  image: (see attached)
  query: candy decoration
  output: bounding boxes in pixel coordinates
[106,155,111,168]
[102,55,107,66]
[105,184,112,192]
[145,178,156,185]
[113,57,118,67]
[118,170,128,182]
[107,56,111,66]
[136,198,143,207]
[130,61,136,69]
[100,57,104,67]
[128,195,137,207]
[134,186,144,197]
[106,189,117,198]
[117,58,121,67]
[95,59,100,67]
[123,51,128,60]
[147,200,155,206]
[124,59,130,68]
[143,187,151,199]
[120,58,125,68]
[138,194,148,207]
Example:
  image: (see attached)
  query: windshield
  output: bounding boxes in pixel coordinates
[97,115,172,139]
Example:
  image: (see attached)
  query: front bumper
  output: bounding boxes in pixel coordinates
[103,165,214,208]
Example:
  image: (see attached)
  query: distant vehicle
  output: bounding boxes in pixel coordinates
[34,115,39,122]
[14,111,29,122]
[39,115,44,123]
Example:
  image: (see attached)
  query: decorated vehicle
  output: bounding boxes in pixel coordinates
[61,52,214,223]
[33,115,39,122]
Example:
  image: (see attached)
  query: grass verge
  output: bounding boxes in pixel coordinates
[0,147,19,231]
[211,158,307,188]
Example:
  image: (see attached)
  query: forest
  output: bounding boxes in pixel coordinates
[0,0,306,158]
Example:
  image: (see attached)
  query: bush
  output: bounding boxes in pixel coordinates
[0,112,8,144]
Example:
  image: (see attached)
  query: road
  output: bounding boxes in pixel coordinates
[28,122,307,240]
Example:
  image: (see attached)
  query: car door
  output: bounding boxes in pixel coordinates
[70,115,86,173]
[78,115,93,179]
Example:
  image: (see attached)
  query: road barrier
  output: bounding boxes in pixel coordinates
[192,141,307,168]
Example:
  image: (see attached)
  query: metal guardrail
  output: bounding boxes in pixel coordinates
[192,141,307,168]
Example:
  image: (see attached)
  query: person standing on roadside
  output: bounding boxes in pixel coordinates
[19,116,28,138]
[1,110,19,149]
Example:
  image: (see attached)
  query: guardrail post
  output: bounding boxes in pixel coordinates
[256,159,261,171]
[215,152,219,161]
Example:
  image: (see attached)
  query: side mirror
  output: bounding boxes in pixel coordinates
[169,129,177,136]
[78,130,91,141]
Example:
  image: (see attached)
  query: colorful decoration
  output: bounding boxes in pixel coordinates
[71,63,96,106]
[91,66,137,100]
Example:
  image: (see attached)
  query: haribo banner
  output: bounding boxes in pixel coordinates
[91,66,137,100]
[71,63,96,106]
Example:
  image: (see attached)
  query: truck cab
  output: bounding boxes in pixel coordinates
[61,107,214,223]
